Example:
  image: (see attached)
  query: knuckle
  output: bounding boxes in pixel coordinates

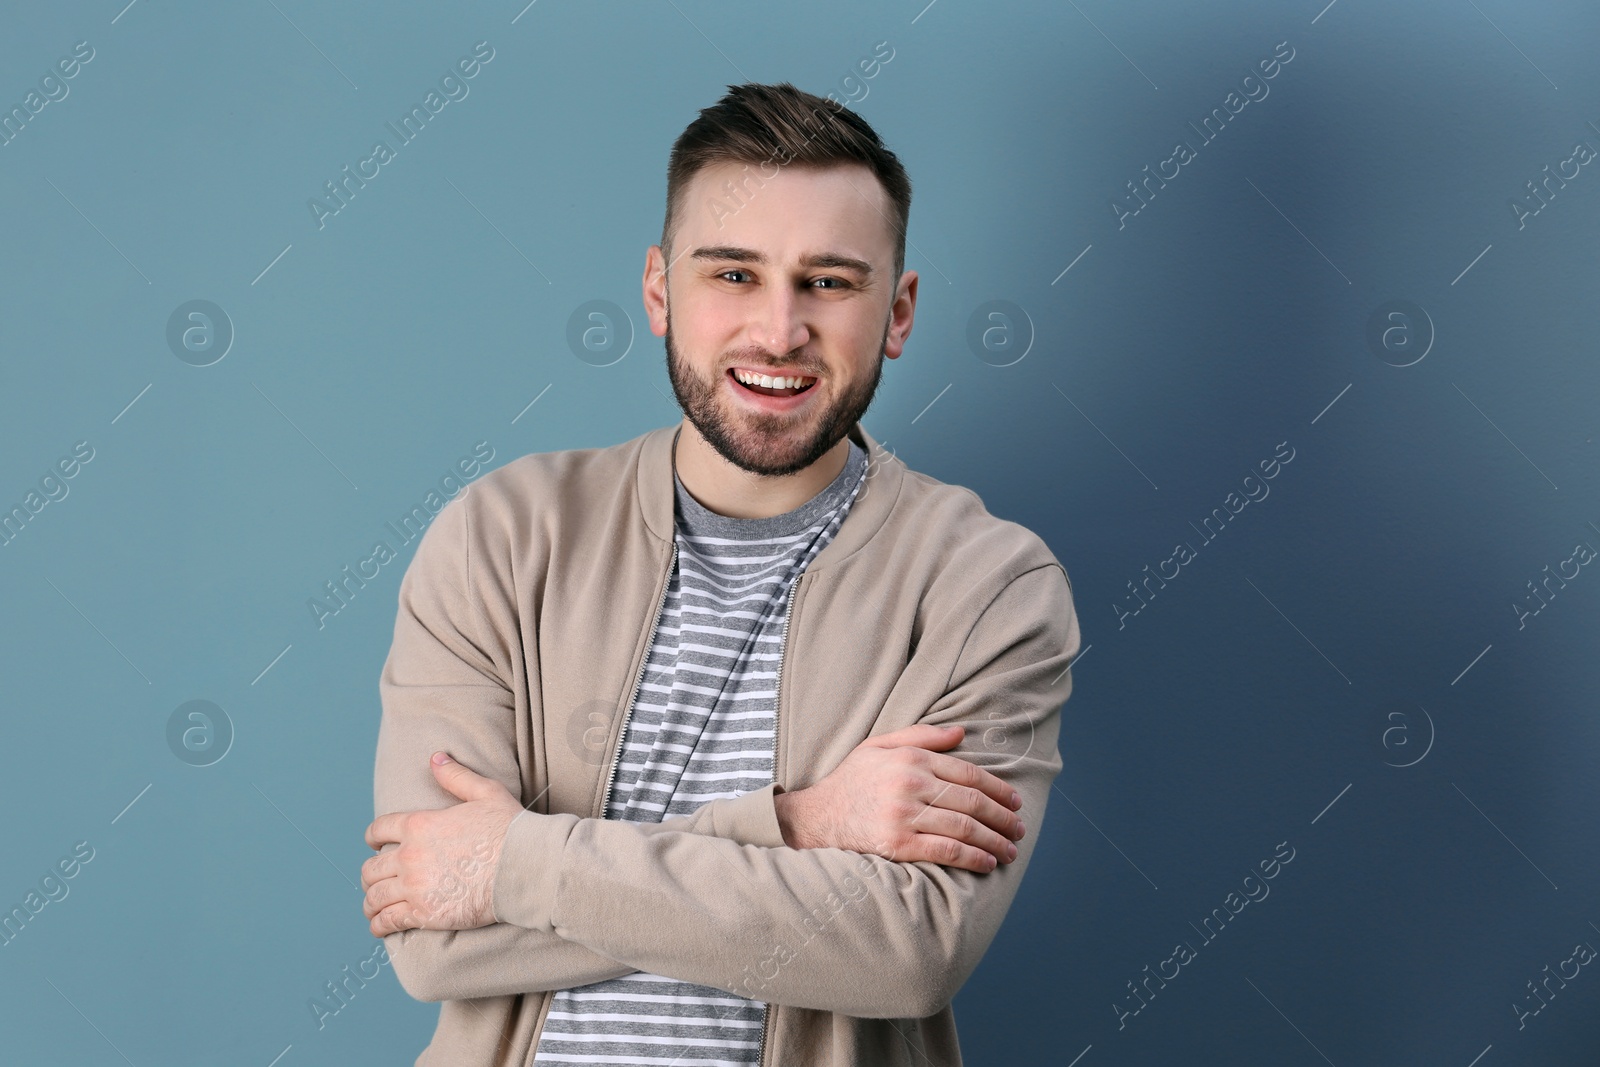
[987,807,1015,837]
[957,785,983,813]
[985,809,1011,844]
[893,747,925,769]
[887,798,921,824]
[892,771,925,796]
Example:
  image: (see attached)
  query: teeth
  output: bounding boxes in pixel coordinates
[734,368,815,390]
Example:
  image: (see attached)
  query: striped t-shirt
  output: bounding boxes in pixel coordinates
[532,432,869,1066]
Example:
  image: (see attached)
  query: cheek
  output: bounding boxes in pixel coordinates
[679,305,742,353]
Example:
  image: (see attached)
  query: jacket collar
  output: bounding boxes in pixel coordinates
[637,420,905,575]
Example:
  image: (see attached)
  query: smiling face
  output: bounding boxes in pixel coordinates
[645,160,916,478]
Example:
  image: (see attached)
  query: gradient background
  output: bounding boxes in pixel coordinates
[2,1,1598,1064]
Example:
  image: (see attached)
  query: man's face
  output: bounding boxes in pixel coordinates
[645,160,914,478]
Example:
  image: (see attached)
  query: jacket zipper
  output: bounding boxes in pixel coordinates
[756,572,800,1067]
[600,541,677,819]
[772,577,794,822]
[755,1001,773,1066]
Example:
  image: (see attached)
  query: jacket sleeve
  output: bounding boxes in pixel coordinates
[491,561,1082,1019]
[374,494,789,1004]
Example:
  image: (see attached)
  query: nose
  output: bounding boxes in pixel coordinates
[753,281,810,357]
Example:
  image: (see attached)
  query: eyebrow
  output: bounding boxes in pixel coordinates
[689,245,875,278]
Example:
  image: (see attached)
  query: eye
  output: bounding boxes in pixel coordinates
[811,277,850,289]
[716,269,751,283]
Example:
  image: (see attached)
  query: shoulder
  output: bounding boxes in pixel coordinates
[845,457,1077,663]
[474,430,647,511]
[445,429,649,538]
[885,462,1072,596]
[401,429,651,595]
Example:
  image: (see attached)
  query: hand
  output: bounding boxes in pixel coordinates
[361,752,525,937]
[773,724,1026,873]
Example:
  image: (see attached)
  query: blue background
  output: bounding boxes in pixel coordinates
[2,0,1597,1063]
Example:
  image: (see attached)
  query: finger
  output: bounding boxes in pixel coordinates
[860,723,965,751]
[926,749,1023,812]
[359,849,396,891]
[919,769,1026,846]
[365,812,408,850]
[896,831,1003,874]
[371,899,425,938]
[928,777,1024,851]
[362,873,403,920]
[906,801,1019,866]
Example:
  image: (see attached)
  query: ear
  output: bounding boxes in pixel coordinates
[643,245,669,337]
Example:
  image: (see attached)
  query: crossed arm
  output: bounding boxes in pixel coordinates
[367,786,792,1003]
[370,739,1029,1004]
[369,500,1080,1013]
[369,531,797,1002]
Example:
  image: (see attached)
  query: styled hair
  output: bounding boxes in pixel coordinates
[661,81,913,282]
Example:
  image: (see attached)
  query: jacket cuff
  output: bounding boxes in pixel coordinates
[492,809,580,930]
[711,783,787,849]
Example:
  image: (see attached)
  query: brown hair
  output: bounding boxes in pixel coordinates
[661,81,913,283]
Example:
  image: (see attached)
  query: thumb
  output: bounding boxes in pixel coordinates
[863,723,964,751]
[430,752,502,802]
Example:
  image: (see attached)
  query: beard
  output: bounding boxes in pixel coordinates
[664,307,889,477]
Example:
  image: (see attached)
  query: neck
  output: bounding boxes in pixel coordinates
[673,421,850,519]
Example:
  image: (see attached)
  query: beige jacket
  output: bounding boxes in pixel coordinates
[373,420,1082,1066]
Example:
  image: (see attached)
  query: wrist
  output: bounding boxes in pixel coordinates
[773,787,812,849]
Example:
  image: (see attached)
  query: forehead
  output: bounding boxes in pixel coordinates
[677,160,893,269]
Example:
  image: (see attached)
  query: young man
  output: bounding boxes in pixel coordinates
[362,82,1082,1066]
